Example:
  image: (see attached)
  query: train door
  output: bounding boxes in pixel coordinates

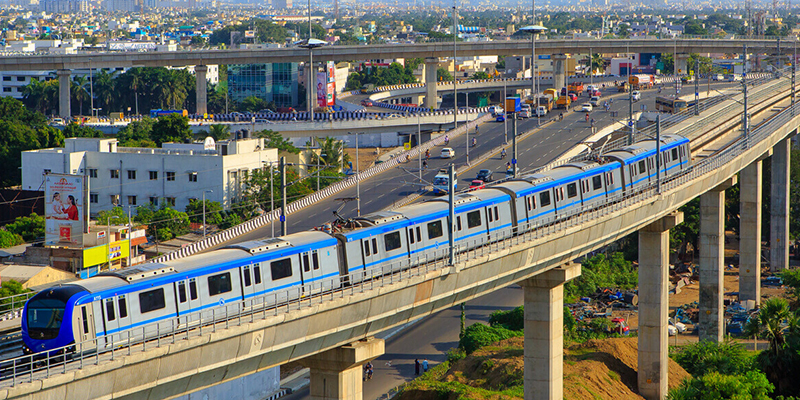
[407,225,423,265]
[485,205,502,241]
[299,251,323,295]
[240,263,267,304]
[175,278,202,324]
[361,236,380,279]
[76,303,96,346]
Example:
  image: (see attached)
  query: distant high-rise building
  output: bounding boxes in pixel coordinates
[40,0,88,12]
[275,0,291,8]
[228,63,299,109]
[104,0,136,11]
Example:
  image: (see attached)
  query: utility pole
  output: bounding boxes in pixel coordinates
[628,44,633,145]
[270,163,274,237]
[656,114,662,193]
[280,156,287,236]
[417,114,422,182]
[743,44,748,144]
[452,2,458,135]
[694,58,700,116]
[512,112,518,178]
[503,80,508,145]
[793,39,796,116]
[448,164,455,266]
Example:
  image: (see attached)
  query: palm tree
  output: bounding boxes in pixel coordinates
[315,136,350,168]
[20,78,45,112]
[744,297,800,395]
[93,70,117,113]
[591,53,604,75]
[71,76,90,116]
[128,68,144,115]
[207,124,231,141]
[155,72,187,110]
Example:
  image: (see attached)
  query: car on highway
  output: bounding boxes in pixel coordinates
[361,99,373,107]
[589,96,600,107]
[495,114,506,122]
[476,169,494,182]
[590,90,601,97]
[632,90,641,101]
[489,105,504,116]
[519,108,531,118]
[254,119,273,123]
[49,118,65,126]
[441,147,455,158]
[713,74,725,81]
[586,85,597,94]
[568,93,578,102]
[469,180,485,190]
[536,106,547,117]
[580,103,593,112]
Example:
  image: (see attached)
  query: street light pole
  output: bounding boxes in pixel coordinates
[280,156,287,236]
[355,132,361,216]
[270,162,274,237]
[418,113,422,182]
[503,80,508,145]
[452,1,458,135]
[202,190,213,238]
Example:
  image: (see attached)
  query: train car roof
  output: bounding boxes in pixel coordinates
[603,135,687,165]
[69,276,130,294]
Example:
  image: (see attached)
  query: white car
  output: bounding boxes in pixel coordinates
[489,106,504,116]
[586,85,597,93]
[669,318,687,333]
[580,103,593,112]
[441,147,455,159]
[519,109,531,118]
[536,106,547,117]
[631,91,641,101]
[589,96,600,106]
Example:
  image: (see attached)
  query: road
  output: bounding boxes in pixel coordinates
[280,285,525,400]
[234,81,722,238]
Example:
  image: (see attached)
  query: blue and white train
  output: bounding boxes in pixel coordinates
[22,135,690,355]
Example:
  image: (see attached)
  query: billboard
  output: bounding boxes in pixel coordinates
[244,30,256,38]
[317,72,326,107]
[327,61,335,83]
[326,82,335,106]
[44,174,85,247]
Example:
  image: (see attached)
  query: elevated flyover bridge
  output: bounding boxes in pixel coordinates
[0,69,797,400]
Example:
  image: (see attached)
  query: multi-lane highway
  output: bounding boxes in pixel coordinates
[233,82,721,239]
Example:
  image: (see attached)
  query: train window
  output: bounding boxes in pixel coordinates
[208,272,232,296]
[427,220,443,239]
[409,228,416,244]
[312,251,320,270]
[540,191,551,207]
[467,211,482,228]
[243,266,252,287]
[384,231,402,251]
[178,281,187,303]
[139,288,166,314]
[105,299,115,321]
[567,183,577,198]
[608,173,614,185]
[488,208,493,222]
[189,279,198,300]
[494,207,499,221]
[271,259,293,280]
[592,176,602,190]
[530,195,536,209]
[372,239,378,254]
[303,253,311,272]
[638,160,646,174]
[416,227,421,242]
[81,307,89,334]
[254,263,263,284]
[118,296,128,318]
[364,240,371,256]
[456,216,462,231]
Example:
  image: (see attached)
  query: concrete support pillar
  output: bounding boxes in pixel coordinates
[771,137,791,272]
[57,69,71,119]
[639,211,683,400]
[195,65,208,116]
[740,160,763,305]
[553,54,567,93]
[304,338,384,400]
[699,178,735,342]
[424,57,439,109]
[519,264,581,400]
[675,54,689,75]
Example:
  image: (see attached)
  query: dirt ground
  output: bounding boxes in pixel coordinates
[343,147,400,171]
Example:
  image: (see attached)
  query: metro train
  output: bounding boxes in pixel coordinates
[21,135,691,355]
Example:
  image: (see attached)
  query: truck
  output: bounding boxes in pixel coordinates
[628,74,654,89]
[505,96,521,114]
[543,88,559,101]
[567,82,584,93]
[555,95,571,109]
[150,109,188,118]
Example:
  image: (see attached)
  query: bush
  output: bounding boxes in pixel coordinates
[564,252,637,300]
[488,306,523,331]
[670,341,756,378]
[458,323,523,354]
[0,230,23,248]
[5,213,44,242]
[666,371,773,400]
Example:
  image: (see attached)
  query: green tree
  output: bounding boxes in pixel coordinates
[240,96,268,113]
[185,199,223,225]
[617,23,630,38]
[314,136,350,168]
[258,130,299,153]
[564,252,637,300]
[670,341,756,377]
[0,230,23,248]
[744,297,800,395]
[116,117,156,147]
[5,213,45,242]
[666,371,773,400]
[93,70,118,114]
[150,113,192,145]
[148,206,190,241]
[437,67,454,82]
[70,76,90,116]
[96,207,128,226]
[127,67,145,115]
[471,71,491,80]
[205,124,231,141]
[218,212,242,229]
[62,123,103,138]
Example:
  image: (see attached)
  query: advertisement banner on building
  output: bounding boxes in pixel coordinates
[327,61,335,83]
[326,82,335,106]
[244,30,256,38]
[317,72,326,107]
[44,174,84,247]
[83,239,130,269]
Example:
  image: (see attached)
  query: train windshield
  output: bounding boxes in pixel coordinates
[27,298,66,340]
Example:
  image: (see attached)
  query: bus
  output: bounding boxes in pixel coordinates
[655,96,689,113]
[150,109,188,118]
[433,170,456,194]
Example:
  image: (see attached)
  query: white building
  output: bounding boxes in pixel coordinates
[22,137,279,214]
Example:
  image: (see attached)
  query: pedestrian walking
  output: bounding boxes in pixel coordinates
[422,359,429,373]
[415,359,420,375]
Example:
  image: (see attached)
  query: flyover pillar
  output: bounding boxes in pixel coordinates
[304,337,384,400]
[519,263,581,400]
[424,57,439,109]
[675,54,689,75]
[740,159,763,305]
[639,211,683,400]
[553,54,567,92]
[771,137,791,272]
[57,69,71,119]
[699,178,736,342]
[195,65,208,116]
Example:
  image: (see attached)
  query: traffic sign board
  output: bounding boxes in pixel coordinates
[512,159,517,164]
[280,215,285,222]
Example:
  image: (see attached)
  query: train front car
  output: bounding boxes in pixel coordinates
[21,285,86,355]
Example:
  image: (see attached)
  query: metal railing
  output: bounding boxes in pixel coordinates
[3,91,798,388]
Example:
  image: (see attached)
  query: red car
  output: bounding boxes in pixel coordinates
[568,93,578,101]
[590,90,601,97]
[469,180,485,190]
